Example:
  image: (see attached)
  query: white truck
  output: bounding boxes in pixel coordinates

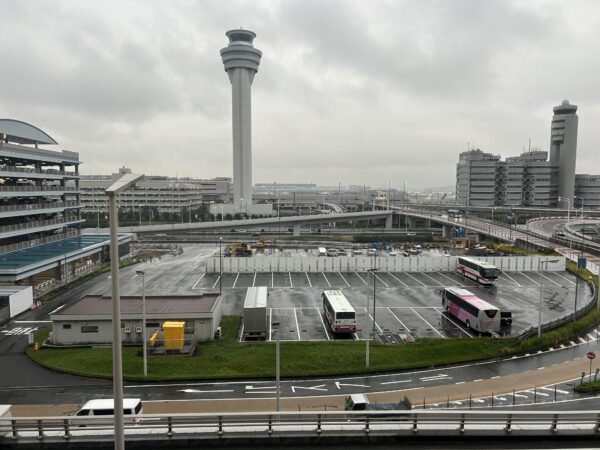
[345,394,411,412]
[243,287,268,340]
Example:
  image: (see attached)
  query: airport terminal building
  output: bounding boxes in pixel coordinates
[0,119,128,307]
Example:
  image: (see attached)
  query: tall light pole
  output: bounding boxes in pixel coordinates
[136,270,147,377]
[105,172,144,450]
[219,237,223,295]
[538,258,560,337]
[272,321,280,413]
[558,196,571,248]
[574,195,584,218]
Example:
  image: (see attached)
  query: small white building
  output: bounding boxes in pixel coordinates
[50,294,222,346]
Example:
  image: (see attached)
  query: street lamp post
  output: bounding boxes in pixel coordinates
[105,172,144,450]
[272,321,280,413]
[558,196,571,248]
[219,237,223,295]
[574,196,584,218]
[136,270,147,377]
[538,258,560,337]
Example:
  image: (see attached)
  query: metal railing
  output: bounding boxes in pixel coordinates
[0,230,79,255]
[0,185,79,193]
[2,410,600,444]
[0,201,79,214]
[0,217,82,235]
[0,165,78,177]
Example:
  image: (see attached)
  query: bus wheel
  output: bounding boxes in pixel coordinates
[465,319,471,329]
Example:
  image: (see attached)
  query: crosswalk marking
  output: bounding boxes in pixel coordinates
[1,327,38,336]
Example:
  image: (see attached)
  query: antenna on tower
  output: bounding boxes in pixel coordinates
[528,138,531,152]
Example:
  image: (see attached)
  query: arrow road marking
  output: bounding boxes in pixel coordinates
[291,384,327,393]
[177,389,234,394]
[335,382,370,390]
[245,385,276,394]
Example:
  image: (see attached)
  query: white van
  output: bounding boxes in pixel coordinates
[75,398,143,418]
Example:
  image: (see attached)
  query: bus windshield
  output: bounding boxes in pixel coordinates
[484,309,498,318]
[481,268,500,278]
[336,312,355,320]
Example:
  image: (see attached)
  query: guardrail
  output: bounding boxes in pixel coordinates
[2,410,599,445]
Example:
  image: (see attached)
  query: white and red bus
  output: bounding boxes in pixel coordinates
[456,256,500,285]
[441,287,501,333]
[322,290,357,334]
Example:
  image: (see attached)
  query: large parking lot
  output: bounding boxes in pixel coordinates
[192,268,585,343]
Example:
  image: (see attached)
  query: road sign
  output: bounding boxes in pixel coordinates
[506,212,515,222]
[578,257,587,269]
[587,352,596,360]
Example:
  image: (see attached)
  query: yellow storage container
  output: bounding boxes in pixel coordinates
[162,321,185,350]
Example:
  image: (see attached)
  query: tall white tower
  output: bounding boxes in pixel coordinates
[221,29,262,208]
[550,100,578,206]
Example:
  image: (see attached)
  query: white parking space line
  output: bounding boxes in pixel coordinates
[513,393,528,399]
[322,272,332,288]
[306,273,313,287]
[387,307,411,334]
[435,272,463,286]
[192,273,206,289]
[538,272,561,286]
[338,272,351,287]
[293,308,301,340]
[355,272,368,286]
[211,276,221,289]
[374,273,389,288]
[252,273,257,287]
[434,307,473,338]
[239,324,245,342]
[410,307,445,338]
[552,272,576,285]
[232,273,240,288]
[316,307,331,341]
[519,271,540,286]
[524,389,549,397]
[271,272,274,288]
[540,386,570,395]
[500,273,521,286]
[289,272,293,288]
[363,307,383,334]
[387,272,409,287]
[404,272,426,286]
[421,272,444,286]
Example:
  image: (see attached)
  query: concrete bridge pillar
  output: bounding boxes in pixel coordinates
[385,213,393,230]
[293,224,302,237]
[407,216,417,229]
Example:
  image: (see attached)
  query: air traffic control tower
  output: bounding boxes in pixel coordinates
[221,29,261,209]
[550,100,578,206]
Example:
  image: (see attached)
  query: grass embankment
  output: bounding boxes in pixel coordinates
[575,379,600,393]
[30,316,508,381]
[28,257,600,381]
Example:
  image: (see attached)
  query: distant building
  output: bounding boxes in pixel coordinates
[575,174,600,210]
[456,148,558,207]
[79,167,231,217]
[550,100,578,207]
[0,119,119,295]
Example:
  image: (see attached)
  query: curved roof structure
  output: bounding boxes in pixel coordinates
[0,119,58,145]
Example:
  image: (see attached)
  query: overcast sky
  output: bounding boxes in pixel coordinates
[1,0,599,189]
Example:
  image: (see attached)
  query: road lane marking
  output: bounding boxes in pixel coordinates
[387,272,409,287]
[316,307,331,341]
[538,272,561,286]
[211,275,220,289]
[380,379,412,385]
[232,272,240,288]
[405,273,426,286]
[553,272,576,285]
[374,273,389,288]
[322,272,331,288]
[436,272,465,286]
[355,272,368,286]
[387,307,411,334]
[291,384,327,393]
[271,272,274,288]
[178,389,234,394]
[434,307,473,338]
[335,382,369,389]
[410,307,445,338]
[338,272,351,287]
[293,308,301,340]
[305,273,312,287]
[289,272,293,287]
[422,272,444,286]
[252,272,257,287]
[540,387,570,395]
[500,273,521,286]
[364,307,383,334]
[519,271,540,286]
[192,273,206,289]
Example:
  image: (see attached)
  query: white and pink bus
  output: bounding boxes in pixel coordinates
[322,290,357,334]
[456,257,500,285]
[441,287,501,333]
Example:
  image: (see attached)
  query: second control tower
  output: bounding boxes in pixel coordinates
[220,29,262,208]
